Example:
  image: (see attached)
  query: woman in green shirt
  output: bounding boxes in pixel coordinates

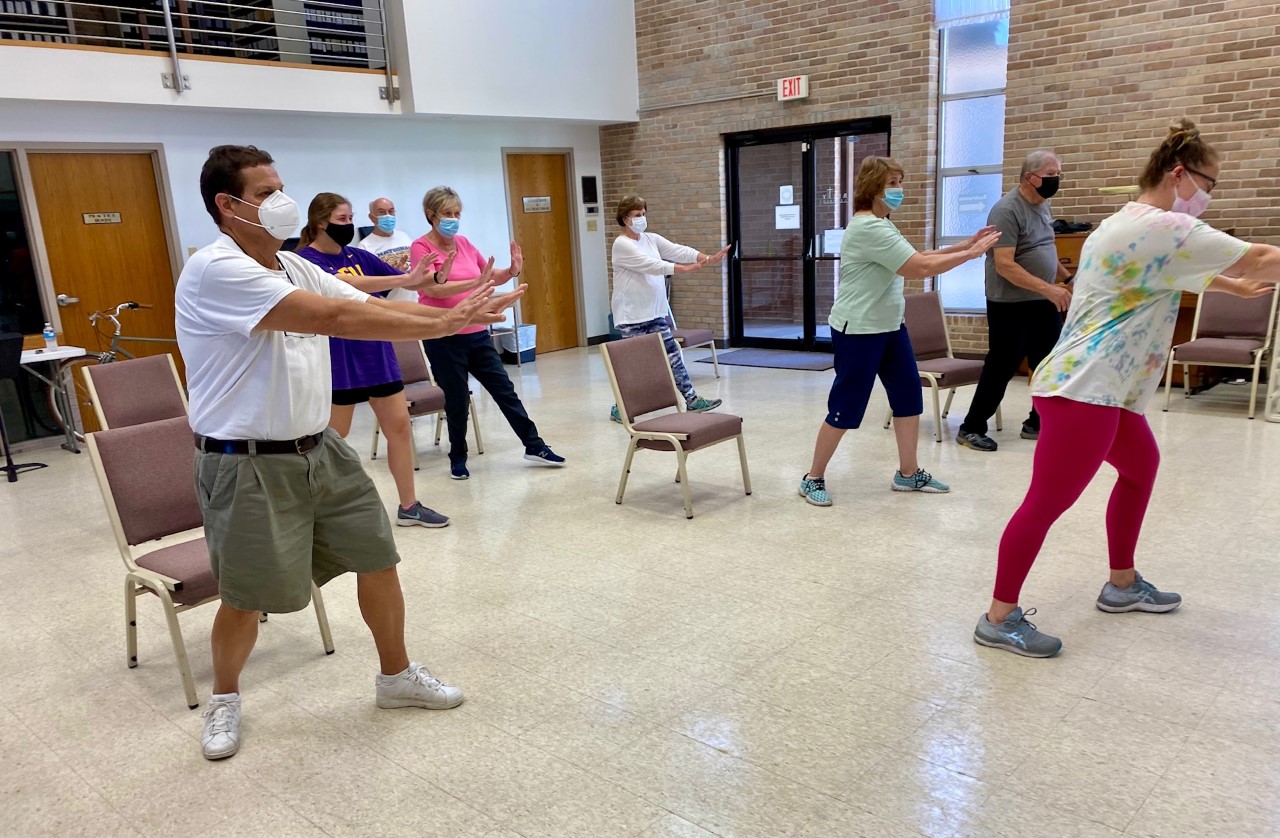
[799,156,999,506]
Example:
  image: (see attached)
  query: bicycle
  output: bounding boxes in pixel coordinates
[49,301,180,440]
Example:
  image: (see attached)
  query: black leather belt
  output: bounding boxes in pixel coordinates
[194,432,324,455]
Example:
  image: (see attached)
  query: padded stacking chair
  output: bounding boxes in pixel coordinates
[82,353,187,430]
[1163,290,1279,419]
[87,416,334,709]
[666,308,720,378]
[601,333,750,519]
[885,291,1001,442]
[370,340,484,469]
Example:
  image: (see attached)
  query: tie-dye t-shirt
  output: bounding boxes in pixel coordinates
[1030,203,1248,412]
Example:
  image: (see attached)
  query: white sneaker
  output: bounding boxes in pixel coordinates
[375,662,464,710]
[201,695,242,760]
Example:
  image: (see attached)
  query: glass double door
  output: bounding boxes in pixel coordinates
[727,118,891,350]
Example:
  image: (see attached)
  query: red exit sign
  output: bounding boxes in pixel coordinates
[777,75,809,101]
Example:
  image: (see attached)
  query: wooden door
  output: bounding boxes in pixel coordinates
[505,153,579,353]
[27,152,181,432]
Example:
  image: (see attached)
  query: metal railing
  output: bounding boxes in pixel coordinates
[0,1,396,101]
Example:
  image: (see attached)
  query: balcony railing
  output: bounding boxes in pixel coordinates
[1,1,396,103]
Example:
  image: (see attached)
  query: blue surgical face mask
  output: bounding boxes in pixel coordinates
[376,214,396,233]
[883,188,904,210]
[435,217,460,237]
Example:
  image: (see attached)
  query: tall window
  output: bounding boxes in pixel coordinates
[936,0,1010,311]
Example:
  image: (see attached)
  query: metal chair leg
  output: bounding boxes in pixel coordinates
[311,582,335,655]
[125,577,138,670]
[616,439,637,504]
[675,449,693,519]
[155,585,198,710]
[737,435,752,496]
[709,344,721,378]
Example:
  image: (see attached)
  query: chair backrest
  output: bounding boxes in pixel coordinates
[1195,291,1278,340]
[601,333,680,421]
[390,340,431,386]
[83,354,187,430]
[87,416,205,551]
[0,332,21,382]
[902,291,950,360]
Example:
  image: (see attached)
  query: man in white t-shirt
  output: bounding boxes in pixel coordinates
[358,197,416,302]
[178,145,523,761]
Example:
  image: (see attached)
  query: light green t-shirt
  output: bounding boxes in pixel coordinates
[828,215,919,335]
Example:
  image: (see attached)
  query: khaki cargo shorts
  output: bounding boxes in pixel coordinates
[194,429,400,613]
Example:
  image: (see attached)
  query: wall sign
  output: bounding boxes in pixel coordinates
[522,196,551,213]
[777,75,809,101]
[83,212,122,225]
[775,205,800,230]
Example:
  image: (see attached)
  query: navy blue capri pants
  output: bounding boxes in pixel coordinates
[825,323,923,429]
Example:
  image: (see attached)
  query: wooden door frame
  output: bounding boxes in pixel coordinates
[500,148,586,349]
[5,143,184,335]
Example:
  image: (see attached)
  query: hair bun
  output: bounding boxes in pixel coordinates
[1167,119,1200,151]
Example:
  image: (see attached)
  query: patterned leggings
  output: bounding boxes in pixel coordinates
[617,317,697,405]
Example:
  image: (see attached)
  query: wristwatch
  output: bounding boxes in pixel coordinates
[433,270,445,284]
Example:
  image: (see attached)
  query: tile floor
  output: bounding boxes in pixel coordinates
[2,347,1278,838]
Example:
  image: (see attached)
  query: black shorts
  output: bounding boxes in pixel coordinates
[332,380,405,406]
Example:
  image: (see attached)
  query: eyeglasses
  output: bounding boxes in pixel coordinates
[1184,166,1218,193]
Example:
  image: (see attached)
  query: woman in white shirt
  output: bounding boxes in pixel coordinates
[609,195,730,422]
[975,120,1280,659]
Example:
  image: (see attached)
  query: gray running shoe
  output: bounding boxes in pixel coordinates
[1020,423,1040,440]
[1096,572,1181,613]
[973,607,1062,658]
[957,431,998,452]
[396,502,449,528]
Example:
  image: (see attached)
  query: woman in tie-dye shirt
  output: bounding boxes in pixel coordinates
[973,120,1280,659]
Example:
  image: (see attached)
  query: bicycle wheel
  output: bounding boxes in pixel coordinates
[48,357,105,441]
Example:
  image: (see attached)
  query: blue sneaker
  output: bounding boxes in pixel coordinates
[450,461,469,480]
[973,607,1062,658]
[524,445,566,467]
[610,405,623,424]
[396,502,449,528]
[892,468,950,493]
[688,397,722,413]
[798,474,832,507]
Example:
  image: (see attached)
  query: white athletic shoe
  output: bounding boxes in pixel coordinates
[375,662,464,710]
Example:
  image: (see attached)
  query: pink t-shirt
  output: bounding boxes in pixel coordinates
[409,234,489,335]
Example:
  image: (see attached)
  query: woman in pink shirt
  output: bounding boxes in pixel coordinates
[410,186,565,480]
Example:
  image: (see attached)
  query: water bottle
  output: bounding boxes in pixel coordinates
[42,322,57,350]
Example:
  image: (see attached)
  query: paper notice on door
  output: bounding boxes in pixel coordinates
[775,205,800,230]
[779,185,794,205]
[823,228,846,255]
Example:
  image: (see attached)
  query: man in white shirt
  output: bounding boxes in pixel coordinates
[358,197,417,302]
[179,145,523,761]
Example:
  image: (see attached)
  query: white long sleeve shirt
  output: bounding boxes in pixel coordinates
[610,232,700,326]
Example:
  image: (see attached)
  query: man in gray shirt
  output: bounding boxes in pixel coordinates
[958,150,1073,452]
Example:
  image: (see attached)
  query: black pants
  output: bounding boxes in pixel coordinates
[960,299,1063,436]
[423,331,543,462]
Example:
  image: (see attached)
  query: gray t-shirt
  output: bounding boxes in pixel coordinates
[984,188,1060,303]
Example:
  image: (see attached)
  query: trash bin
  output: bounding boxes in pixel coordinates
[497,324,536,364]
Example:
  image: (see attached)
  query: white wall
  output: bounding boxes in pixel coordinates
[0,46,395,115]
[0,101,612,338]
[397,0,638,123]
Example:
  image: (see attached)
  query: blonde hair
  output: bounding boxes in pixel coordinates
[853,157,906,212]
[422,186,462,224]
[297,192,349,249]
[1138,119,1218,190]
[615,195,647,227]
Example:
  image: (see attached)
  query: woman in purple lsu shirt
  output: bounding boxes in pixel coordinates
[295,192,488,528]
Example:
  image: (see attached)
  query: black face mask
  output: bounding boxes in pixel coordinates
[324,223,356,247]
[1033,175,1060,200]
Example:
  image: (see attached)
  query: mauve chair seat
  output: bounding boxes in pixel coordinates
[633,412,744,451]
[403,381,446,415]
[918,357,983,386]
[1173,337,1264,366]
[134,538,219,606]
[674,328,715,347]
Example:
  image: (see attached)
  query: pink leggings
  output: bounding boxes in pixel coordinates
[994,396,1160,604]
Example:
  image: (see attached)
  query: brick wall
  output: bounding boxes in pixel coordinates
[600,0,939,338]
[603,0,1280,347]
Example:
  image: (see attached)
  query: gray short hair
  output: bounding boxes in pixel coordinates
[1020,150,1060,178]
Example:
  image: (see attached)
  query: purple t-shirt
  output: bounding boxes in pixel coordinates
[295,245,404,392]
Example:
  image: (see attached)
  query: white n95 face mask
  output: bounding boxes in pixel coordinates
[231,191,301,240]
